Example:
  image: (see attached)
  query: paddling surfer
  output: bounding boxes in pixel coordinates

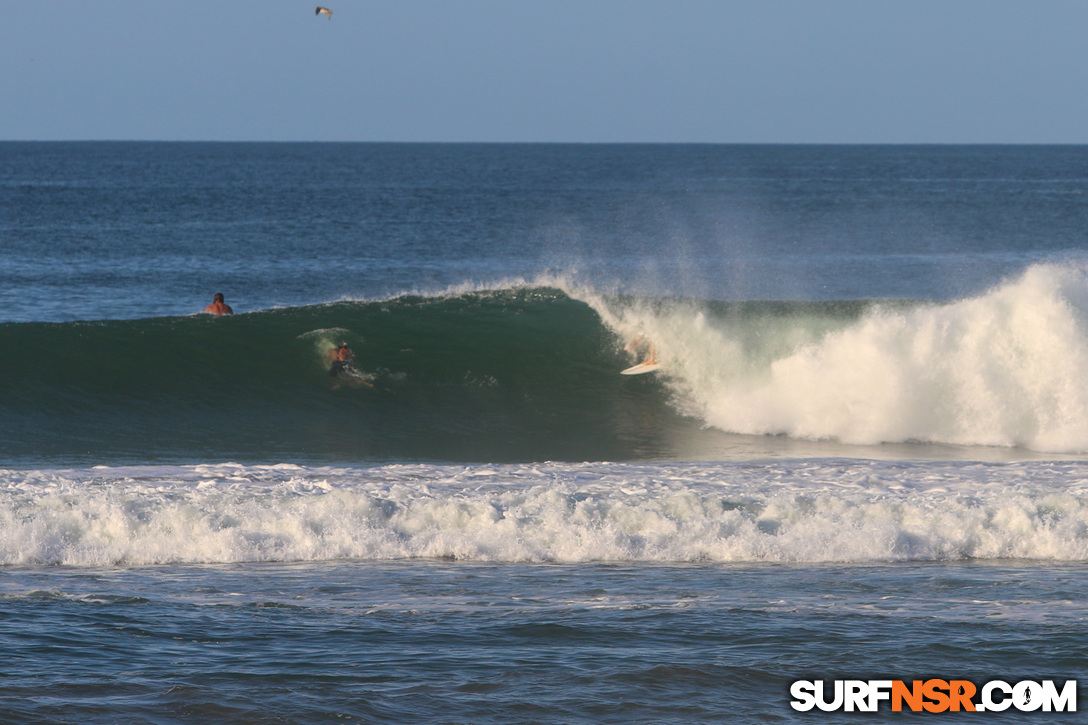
[326,342,354,377]
[326,341,374,388]
[204,293,233,315]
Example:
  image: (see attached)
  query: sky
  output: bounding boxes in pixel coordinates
[2,0,1087,143]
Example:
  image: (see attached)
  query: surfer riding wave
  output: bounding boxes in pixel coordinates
[325,341,373,388]
[621,335,659,375]
[326,341,353,377]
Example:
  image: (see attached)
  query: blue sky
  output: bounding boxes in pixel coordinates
[3,0,1086,143]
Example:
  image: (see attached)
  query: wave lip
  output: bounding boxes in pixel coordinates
[2,461,1087,567]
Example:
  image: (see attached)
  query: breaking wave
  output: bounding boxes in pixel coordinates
[4,262,1088,464]
[2,460,1086,566]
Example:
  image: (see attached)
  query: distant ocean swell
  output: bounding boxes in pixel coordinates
[3,460,1087,566]
[4,261,1088,464]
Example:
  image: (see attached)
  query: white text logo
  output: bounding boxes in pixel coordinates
[790,679,1077,713]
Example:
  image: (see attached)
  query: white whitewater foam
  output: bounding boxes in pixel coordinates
[580,262,1088,453]
[2,460,1087,566]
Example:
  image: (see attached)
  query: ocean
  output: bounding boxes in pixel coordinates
[1,142,1086,722]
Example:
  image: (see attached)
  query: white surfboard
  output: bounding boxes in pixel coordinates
[343,366,375,387]
[621,362,662,375]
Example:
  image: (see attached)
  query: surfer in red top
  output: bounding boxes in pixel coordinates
[325,341,373,388]
[625,335,657,365]
[326,342,353,377]
[204,293,233,315]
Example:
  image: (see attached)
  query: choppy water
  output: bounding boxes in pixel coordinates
[1,143,1086,722]
[3,560,1084,723]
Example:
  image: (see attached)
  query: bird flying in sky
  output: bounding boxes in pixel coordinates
[315,6,332,20]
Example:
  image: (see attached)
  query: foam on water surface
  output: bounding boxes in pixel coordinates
[582,262,1088,452]
[4,459,1087,567]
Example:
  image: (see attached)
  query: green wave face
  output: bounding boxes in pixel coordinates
[11,272,1083,464]
[0,288,714,466]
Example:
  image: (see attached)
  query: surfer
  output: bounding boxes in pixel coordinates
[326,342,354,377]
[326,341,375,388]
[204,293,233,315]
[625,335,657,365]
[620,334,660,375]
